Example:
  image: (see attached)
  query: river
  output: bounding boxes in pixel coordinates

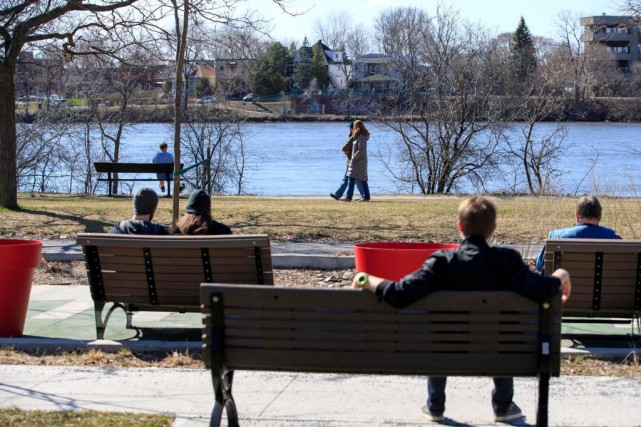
[46,121,641,197]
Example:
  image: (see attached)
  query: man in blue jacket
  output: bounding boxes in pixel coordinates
[535,196,620,272]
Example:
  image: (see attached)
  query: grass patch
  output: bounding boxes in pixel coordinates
[4,193,641,244]
[0,408,173,426]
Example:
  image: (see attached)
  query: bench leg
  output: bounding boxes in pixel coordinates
[210,370,238,427]
[536,373,550,427]
[94,301,126,340]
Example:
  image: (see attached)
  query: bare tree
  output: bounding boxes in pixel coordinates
[373,7,511,194]
[314,11,371,85]
[0,0,292,208]
[181,104,248,194]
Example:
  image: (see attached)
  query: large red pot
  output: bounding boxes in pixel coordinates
[0,239,42,337]
[354,242,459,281]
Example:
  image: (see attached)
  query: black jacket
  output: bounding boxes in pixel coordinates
[376,236,561,309]
[108,219,169,235]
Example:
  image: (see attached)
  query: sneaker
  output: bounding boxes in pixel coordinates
[421,406,444,422]
[160,186,165,192]
[330,193,339,200]
[179,184,185,192]
[355,198,370,202]
[341,198,352,202]
[494,403,522,422]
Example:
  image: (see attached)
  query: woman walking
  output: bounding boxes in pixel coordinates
[342,119,370,202]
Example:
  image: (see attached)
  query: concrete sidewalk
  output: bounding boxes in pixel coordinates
[1,365,640,426]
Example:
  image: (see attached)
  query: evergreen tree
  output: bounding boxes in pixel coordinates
[292,37,313,89]
[310,43,330,89]
[254,42,292,97]
[510,17,537,79]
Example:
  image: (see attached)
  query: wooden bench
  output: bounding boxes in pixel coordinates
[201,284,561,427]
[76,233,273,339]
[544,238,641,321]
[94,162,183,197]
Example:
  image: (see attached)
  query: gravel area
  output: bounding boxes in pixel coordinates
[33,260,355,288]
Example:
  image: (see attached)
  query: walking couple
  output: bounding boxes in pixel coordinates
[330,119,371,202]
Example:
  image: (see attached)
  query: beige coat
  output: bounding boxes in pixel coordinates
[346,120,370,181]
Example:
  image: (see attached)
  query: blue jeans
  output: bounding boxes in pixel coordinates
[427,376,513,414]
[333,174,349,198]
[345,178,370,200]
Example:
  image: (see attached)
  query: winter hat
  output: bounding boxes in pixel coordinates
[133,187,159,215]
[185,189,211,216]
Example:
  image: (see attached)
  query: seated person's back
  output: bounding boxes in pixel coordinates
[109,187,169,235]
[535,195,620,271]
[174,189,232,235]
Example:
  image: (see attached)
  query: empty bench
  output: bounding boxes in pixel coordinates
[544,238,641,321]
[77,233,272,339]
[201,284,561,427]
[94,162,183,196]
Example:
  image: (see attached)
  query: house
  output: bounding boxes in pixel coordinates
[351,54,402,92]
[290,40,350,90]
[188,58,254,97]
[581,15,641,71]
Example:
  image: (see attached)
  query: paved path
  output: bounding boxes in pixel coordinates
[1,365,640,426]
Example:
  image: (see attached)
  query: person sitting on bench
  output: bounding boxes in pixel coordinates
[109,187,169,235]
[353,195,571,423]
[174,189,232,235]
[535,195,620,272]
[152,141,174,194]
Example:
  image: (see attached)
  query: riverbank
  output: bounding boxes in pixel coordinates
[16,96,641,123]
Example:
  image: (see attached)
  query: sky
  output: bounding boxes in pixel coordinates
[249,0,623,46]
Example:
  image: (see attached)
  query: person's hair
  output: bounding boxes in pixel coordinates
[353,120,369,138]
[457,195,497,239]
[159,141,168,149]
[576,196,602,220]
[174,213,212,235]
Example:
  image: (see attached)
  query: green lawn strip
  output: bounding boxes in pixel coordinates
[0,407,172,426]
[4,193,640,243]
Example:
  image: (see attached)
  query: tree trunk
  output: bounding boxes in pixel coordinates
[0,63,18,208]
[171,0,189,232]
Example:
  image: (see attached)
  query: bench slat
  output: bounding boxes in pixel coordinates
[220,349,542,376]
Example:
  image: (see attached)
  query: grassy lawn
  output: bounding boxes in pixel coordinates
[2,193,640,244]
[0,408,172,426]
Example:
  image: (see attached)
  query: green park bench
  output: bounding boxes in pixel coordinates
[94,162,183,197]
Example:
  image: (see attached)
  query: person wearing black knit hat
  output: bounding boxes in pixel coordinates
[174,189,232,235]
[109,187,169,235]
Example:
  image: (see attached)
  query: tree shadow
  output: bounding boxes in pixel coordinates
[13,207,112,233]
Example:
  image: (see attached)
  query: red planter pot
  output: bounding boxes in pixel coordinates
[0,239,42,337]
[354,242,459,281]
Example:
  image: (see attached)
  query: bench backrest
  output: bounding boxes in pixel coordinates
[544,238,641,317]
[77,234,273,308]
[94,162,182,174]
[201,284,561,377]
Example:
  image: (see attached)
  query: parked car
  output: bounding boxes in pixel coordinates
[242,93,254,103]
[196,96,216,104]
[50,98,68,107]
